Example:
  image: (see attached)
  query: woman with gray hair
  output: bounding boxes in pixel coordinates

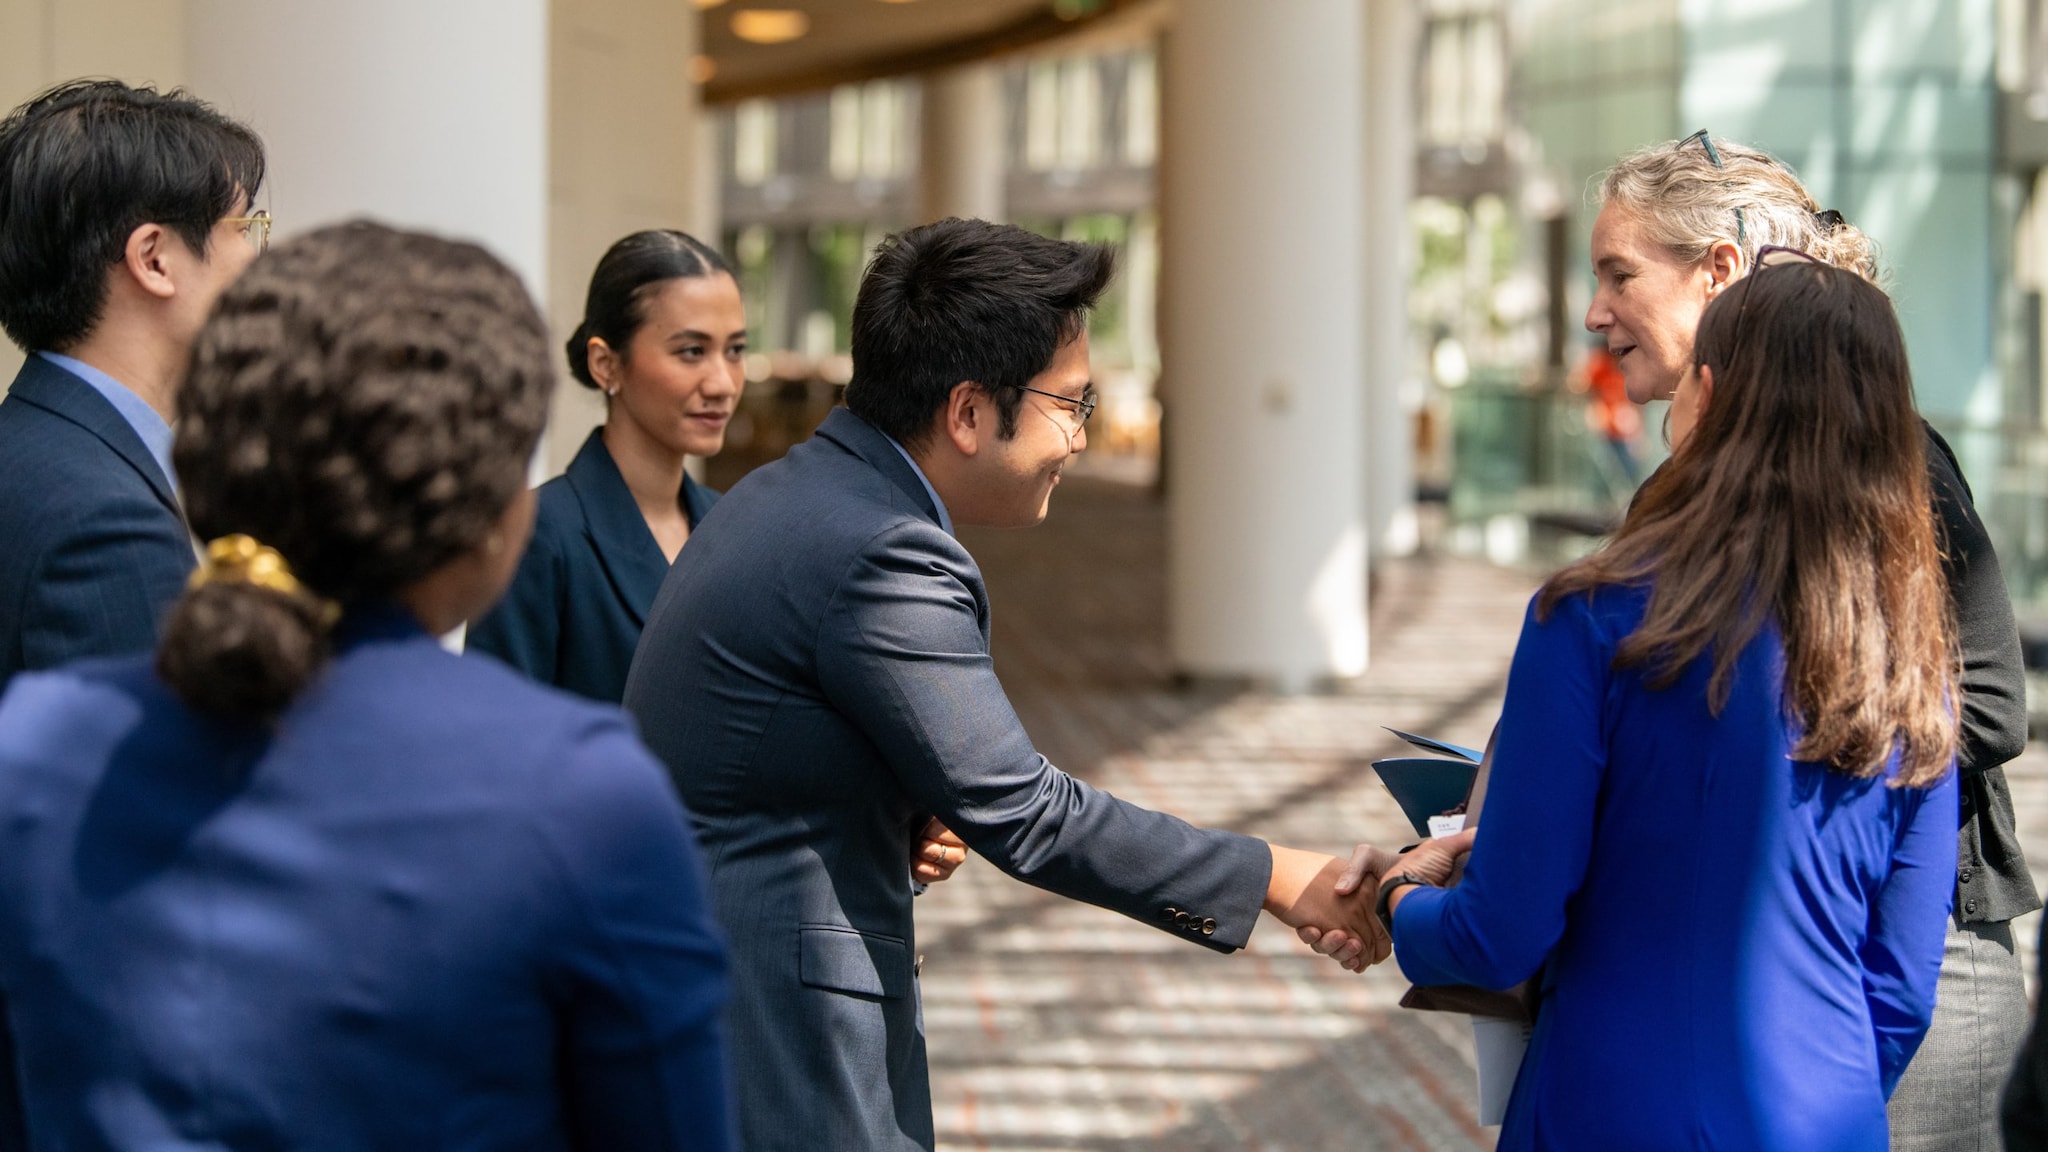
[1582,131,2032,1152]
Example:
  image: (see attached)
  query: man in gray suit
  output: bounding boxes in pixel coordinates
[624,218,1389,1151]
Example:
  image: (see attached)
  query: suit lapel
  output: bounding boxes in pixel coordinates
[812,407,945,530]
[7,356,181,516]
[564,429,671,627]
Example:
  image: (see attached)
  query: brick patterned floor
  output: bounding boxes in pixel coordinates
[919,476,2048,1151]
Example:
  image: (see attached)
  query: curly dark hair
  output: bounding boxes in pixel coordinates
[158,220,553,722]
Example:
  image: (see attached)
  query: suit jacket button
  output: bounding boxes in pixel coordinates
[1959,868,1972,883]
[1160,906,1179,922]
[1173,911,1191,928]
[1201,918,1217,935]
[1965,898,1979,915]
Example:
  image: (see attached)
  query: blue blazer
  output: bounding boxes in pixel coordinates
[0,604,736,1151]
[468,428,720,703]
[0,356,193,698]
[1393,586,1956,1151]
[622,407,1271,1151]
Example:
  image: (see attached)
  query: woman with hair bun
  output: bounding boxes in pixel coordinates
[0,221,736,1150]
[465,229,742,705]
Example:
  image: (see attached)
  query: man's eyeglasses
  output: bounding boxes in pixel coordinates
[1019,384,1097,425]
[222,210,272,255]
[1678,128,1745,249]
[1017,384,1097,452]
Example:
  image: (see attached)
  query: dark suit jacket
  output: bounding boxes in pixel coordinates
[0,356,193,698]
[623,407,1271,1152]
[0,603,736,1150]
[467,427,720,703]
[1918,423,2035,925]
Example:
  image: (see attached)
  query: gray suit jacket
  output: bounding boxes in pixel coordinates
[623,407,1270,1151]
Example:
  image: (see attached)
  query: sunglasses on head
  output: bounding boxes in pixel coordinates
[1678,129,1745,248]
[1709,245,1826,373]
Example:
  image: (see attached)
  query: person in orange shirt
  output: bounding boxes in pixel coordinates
[1582,343,1641,481]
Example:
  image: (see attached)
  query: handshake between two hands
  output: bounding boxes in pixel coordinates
[1264,830,1478,973]
[912,818,1482,976]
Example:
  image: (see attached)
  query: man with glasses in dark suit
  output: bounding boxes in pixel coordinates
[625,217,1392,1152]
[0,80,268,696]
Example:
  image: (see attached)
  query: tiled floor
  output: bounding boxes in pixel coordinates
[919,475,2048,1151]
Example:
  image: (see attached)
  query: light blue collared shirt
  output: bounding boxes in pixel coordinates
[881,434,954,537]
[39,352,175,489]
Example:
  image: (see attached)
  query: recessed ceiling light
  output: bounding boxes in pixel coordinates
[731,9,810,44]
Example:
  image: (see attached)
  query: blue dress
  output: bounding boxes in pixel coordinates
[0,604,736,1150]
[1393,586,1956,1151]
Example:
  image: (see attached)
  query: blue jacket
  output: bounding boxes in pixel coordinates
[622,407,1272,1151]
[0,604,737,1150]
[1393,586,1956,1152]
[0,355,193,698]
[468,428,719,703]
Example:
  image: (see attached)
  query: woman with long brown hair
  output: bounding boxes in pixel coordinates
[1376,256,1958,1149]
[1575,135,2028,1152]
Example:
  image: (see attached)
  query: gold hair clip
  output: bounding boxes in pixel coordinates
[189,534,341,626]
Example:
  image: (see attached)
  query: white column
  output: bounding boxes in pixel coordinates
[1162,0,1369,690]
[544,0,702,475]
[1366,0,1419,561]
[184,1,547,295]
[918,63,1006,224]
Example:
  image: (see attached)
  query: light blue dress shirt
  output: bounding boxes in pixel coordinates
[38,352,175,489]
[882,434,954,536]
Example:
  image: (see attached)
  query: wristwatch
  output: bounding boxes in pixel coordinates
[1374,871,1434,932]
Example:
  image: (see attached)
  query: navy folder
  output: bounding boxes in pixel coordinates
[1370,756,1480,838]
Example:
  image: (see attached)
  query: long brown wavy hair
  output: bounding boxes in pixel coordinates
[1539,259,1957,785]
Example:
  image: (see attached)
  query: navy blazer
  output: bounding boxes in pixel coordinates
[468,428,720,703]
[0,604,736,1150]
[0,356,193,698]
[623,407,1271,1151]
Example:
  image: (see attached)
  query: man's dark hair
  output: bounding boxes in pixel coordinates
[845,218,1114,446]
[0,79,266,353]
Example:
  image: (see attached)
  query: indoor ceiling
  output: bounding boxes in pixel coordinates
[699,0,1142,103]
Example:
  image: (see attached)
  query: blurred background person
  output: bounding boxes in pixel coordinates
[1381,253,1959,1151]
[1583,134,2032,1152]
[1579,342,1640,483]
[0,80,266,697]
[0,222,735,1151]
